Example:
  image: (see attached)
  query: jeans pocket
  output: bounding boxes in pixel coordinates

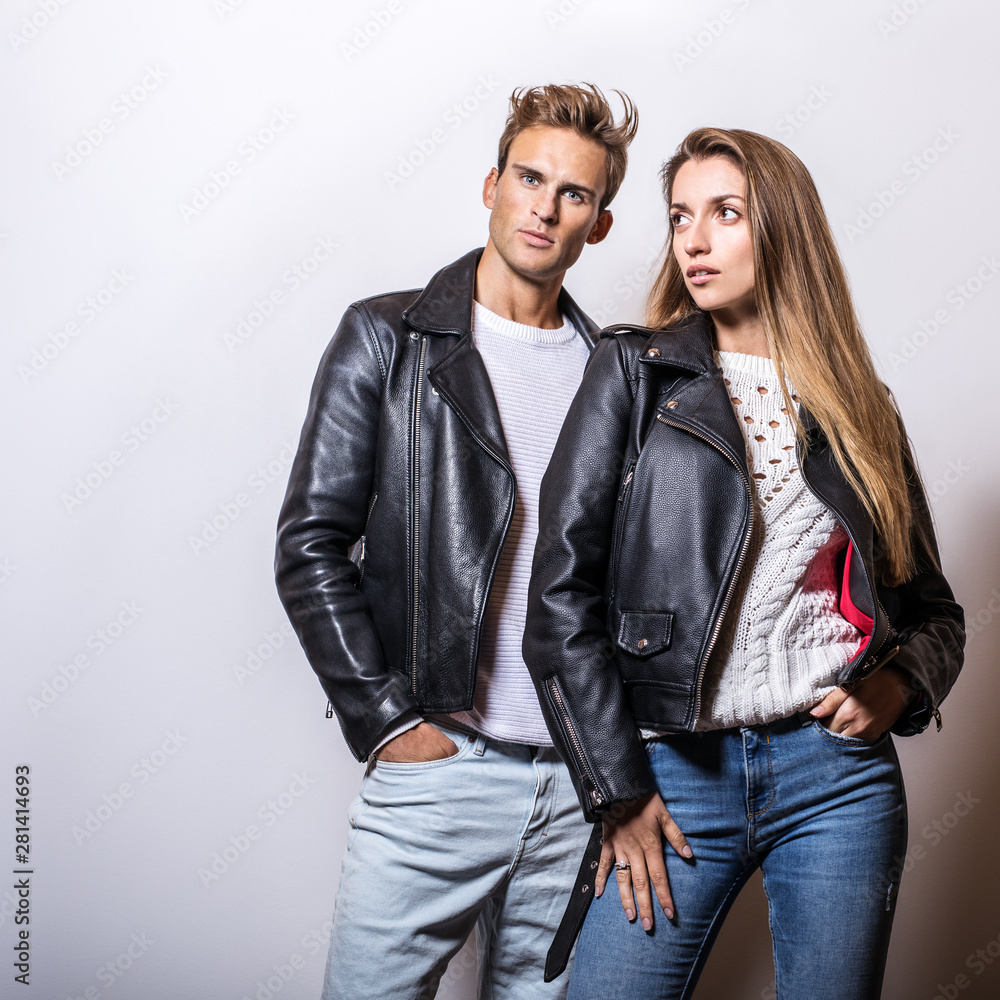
[373,736,475,772]
[812,719,887,748]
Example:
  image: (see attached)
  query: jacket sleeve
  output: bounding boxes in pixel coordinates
[275,304,419,760]
[886,435,965,736]
[523,335,657,822]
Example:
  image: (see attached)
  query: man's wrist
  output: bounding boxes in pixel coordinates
[370,711,423,758]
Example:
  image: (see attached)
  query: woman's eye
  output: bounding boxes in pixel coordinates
[671,213,690,227]
[720,206,740,220]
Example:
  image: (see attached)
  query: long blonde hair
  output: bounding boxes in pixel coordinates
[647,128,920,584]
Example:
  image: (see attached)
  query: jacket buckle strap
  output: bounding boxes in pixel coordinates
[544,822,603,982]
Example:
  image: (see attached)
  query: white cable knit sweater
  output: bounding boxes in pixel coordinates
[692,350,866,731]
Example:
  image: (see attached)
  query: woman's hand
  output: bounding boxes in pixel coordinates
[809,664,916,739]
[594,792,693,930]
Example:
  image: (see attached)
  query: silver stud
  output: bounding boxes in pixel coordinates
[637,638,648,650]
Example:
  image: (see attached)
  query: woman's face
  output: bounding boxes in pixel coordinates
[670,156,756,324]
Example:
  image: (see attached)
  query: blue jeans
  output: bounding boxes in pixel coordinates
[322,724,592,1000]
[567,715,907,1000]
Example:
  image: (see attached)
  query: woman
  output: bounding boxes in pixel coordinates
[522,128,965,999]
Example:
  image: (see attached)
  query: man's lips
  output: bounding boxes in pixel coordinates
[520,229,555,247]
[687,264,719,285]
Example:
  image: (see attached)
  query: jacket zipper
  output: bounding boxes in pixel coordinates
[608,461,636,611]
[547,677,604,810]
[409,335,428,695]
[357,491,379,584]
[655,415,754,723]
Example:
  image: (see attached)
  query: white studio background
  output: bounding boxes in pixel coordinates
[3,1,999,998]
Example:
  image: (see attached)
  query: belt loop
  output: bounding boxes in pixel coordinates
[474,734,487,756]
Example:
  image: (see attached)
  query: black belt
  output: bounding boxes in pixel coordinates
[544,822,604,982]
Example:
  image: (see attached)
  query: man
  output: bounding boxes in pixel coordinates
[275,82,638,999]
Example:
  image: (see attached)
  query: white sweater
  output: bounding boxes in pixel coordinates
[692,350,865,730]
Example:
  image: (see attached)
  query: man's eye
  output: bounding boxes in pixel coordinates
[522,174,539,185]
[564,191,582,202]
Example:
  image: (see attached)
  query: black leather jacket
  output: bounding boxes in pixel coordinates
[523,313,965,822]
[275,248,598,760]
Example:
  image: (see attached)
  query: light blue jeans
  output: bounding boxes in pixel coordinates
[322,723,592,1000]
[568,714,907,1000]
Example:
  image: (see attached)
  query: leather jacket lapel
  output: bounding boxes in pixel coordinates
[427,336,512,467]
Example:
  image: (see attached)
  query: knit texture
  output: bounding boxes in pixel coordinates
[692,350,865,731]
[448,301,591,744]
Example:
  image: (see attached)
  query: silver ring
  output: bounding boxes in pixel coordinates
[615,861,631,871]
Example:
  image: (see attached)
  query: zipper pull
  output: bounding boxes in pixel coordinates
[617,466,634,502]
[932,706,943,731]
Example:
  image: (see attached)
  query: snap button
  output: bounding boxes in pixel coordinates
[637,638,648,650]
[646,347,661,358]
[666,400,679,409]
[408,331,419,341]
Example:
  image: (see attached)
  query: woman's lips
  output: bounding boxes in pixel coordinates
[687,265,719,285]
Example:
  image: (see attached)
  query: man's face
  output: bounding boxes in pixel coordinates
[482,125,612,284]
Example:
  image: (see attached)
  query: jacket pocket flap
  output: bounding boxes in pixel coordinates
[617,611,673,658]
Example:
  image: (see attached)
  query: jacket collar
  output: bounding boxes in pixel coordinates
[402,247,599,347]
[614,309,719,375]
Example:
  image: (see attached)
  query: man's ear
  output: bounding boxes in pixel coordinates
[586,209,613,245]
[482,167,500,209]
